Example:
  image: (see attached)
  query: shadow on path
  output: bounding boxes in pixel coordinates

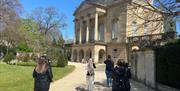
[75,80,111,91]
[75,87,87,91]
[94,81,106,87]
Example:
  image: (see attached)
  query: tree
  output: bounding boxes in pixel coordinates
[0,0,22,29]
[0,0,23,53]
[19,18,44,52]
[126,0,179,34]
[28,7,67,47]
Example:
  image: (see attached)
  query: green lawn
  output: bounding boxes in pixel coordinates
[0,64,75,91]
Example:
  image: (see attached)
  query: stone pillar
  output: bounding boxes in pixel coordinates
[94,12,98,42]
[93,46,99,63]
[74,21,77,44]
[79,20,82,44]
[71,49,74,61]
[86,19,90,43]
[77,50,80,62]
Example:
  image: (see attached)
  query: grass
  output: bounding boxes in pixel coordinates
[0,64,75,91]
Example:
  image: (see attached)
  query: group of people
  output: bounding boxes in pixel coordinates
[32,55,131,91]
[104,55,131,91]
[85,55,131,91]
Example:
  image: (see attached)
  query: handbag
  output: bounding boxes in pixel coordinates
[93,63,96,68]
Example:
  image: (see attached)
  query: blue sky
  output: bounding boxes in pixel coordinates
[20,0,179,40]
[20,0,83,39]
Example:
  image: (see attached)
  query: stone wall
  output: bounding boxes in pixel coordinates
[131,50,156,88]
[107,43,127,63]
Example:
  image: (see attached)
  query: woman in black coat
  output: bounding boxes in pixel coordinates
[33,56,53,91]
[112,59,126,91]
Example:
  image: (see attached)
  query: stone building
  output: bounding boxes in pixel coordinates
[71,0,163,63]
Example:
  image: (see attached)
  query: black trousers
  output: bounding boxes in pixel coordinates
[34,82,50,91]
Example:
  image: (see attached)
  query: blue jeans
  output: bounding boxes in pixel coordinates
[105,71,112,86]
[86,75,94,91]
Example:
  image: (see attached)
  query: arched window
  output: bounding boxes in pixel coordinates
[112,20,118,39]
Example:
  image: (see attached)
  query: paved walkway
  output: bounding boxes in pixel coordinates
[50,62,157,91]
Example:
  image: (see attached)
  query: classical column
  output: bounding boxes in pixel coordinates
[94,12,98,42]
[74,21,77,44]
[71,49,74,61]
[86,18,90,43]
[79,20,82,44]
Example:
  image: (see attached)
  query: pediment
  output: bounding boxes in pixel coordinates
[74,1,106,16]
[74,2,93,15]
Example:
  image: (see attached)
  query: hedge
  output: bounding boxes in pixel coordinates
[155,40,180,90]
[16,61,58,67]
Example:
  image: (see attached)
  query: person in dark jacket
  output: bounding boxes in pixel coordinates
[112,59,126,91]
[104,55,114,87]
[124,63,131,91]
[33,56,53,91]
[46,58,53,82]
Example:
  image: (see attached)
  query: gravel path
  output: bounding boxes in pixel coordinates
[50,62,157,91]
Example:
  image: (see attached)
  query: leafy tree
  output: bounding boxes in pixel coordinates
[0,0,23,48]
[16,42,33,52]
[28,7,67,48]
[19,18,44,52]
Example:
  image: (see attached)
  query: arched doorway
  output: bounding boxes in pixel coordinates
[99,49,106,63]
[79,50,84,62]
[86,49,92,60]
[73,50,77,62]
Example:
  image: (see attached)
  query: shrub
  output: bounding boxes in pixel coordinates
[46,47,68,67]
[16,61,57,67]
[17,53,31,62]
[57,53,68,67]
[3,53,15,64]
[30,53,38,61]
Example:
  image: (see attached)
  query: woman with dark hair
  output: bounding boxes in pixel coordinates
[112,59,126,91]
[33,56,53,91]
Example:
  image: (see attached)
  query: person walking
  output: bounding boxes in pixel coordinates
[104,55,114,87]
[86,58,95,91]
[112,59,126,91]
[33,56,53,91]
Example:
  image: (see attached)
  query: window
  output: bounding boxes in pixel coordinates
[132,21,137,36]
[112,20,118,39]
[144,24,148,35]
[76,22,80,42]
[112,49,118,58]
[98,24,104,41]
